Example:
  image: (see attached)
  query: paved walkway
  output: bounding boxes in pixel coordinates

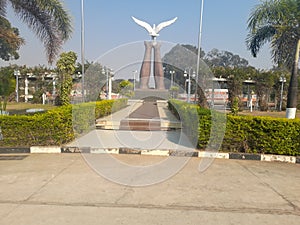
[128,101,160,119]
[0,154,299,225]
[69,100,191,150]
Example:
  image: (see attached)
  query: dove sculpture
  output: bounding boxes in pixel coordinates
[132,16,178,40]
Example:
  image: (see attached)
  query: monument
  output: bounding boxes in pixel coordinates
[132,16,177,90]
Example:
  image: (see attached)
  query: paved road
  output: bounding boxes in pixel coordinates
[0,154,299,225]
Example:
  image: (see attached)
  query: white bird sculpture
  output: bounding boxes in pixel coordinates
[132,16,178,40]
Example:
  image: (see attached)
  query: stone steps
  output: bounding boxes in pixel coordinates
[119,119,161,131]
[96,119,182,131]
[96,99,181,131]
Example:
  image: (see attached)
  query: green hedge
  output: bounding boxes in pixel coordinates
[168,100,300,156]
[0,99,128,147]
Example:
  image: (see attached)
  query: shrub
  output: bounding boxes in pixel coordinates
[169,99,300,156]
[0,99,128,147]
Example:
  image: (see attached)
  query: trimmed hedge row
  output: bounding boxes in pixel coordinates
[168,100,300,156]
[0,99,128,147]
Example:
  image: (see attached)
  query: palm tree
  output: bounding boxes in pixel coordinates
[246,0,300,119]
[0,0,72,64]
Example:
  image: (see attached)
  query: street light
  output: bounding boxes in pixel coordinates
[133,70,137,91]
[169,70,175,89]
[184,68,195,103]
[279,75,286,111]
[81,0,85,102]
[243,78,255,109]
[102,67,114,100]
[14,70,20,103]
[195,0,205,103]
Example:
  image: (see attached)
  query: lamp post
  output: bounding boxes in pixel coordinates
[133,70,137,91]
[102,67,114,100]
[24,76,29,103]
[244,78,255,109]
[81,0,85,102]
[53,78,56,96]
[108,70,114,100]
[250,90,254,112]
[184,68,195,103]
[169,70,175,89]
[195,0,205,103]
[14,70,20,103]
[279,75,286,111]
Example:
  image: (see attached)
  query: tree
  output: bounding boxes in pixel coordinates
[0,66,15,113]
[119,80,134,98]
[0,0,72,64]
[0,16,24,60]
[246,0,300,119]
[205,48,249,68]
[56,51,77,106]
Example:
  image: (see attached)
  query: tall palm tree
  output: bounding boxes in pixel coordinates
[246,0,300,119]
[0,0,72,64]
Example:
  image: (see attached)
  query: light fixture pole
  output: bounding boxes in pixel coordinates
[102,67,108,99]
[184,68,195,103]
[81,0,85,102]
[102,67,113,100]
[195,0,205,104]
[279,75,286,111]
[14,70,20,103]
[170,70,175,88]
[133,70,137,91]
[108,70,114,100]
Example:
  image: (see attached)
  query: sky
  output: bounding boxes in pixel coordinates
[1,0,274,69]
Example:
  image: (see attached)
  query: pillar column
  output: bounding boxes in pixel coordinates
[139,41,153,89]
[153,41,165,90]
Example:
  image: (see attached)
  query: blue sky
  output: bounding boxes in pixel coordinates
[1,0,273,69]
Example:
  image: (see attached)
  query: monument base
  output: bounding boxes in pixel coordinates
[133,89,169,101]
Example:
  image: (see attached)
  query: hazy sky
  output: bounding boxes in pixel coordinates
[1,0,274,69]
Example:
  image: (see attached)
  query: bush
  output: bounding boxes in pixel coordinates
[169,99,300,156]
[0,99,128,147]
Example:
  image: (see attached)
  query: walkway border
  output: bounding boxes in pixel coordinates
[0,147,299,164]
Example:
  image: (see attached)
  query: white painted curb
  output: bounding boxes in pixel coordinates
[30,146,61,154]
[261,154,296,163]
[198,152,229,159]
[90,148,119,154]
[141,150,170,156]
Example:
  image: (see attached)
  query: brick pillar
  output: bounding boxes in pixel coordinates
[139,41,153,89]
[153,41,165,90]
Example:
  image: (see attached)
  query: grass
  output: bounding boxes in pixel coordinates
[5,102,56,114]
[239,110,300,119]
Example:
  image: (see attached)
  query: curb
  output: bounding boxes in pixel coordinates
[0,147,30,154]
[0,146,299,164]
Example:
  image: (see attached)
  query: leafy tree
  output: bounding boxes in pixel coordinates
[205,48,249,68]
[84,62,106,102]
[182,44,205,58]
[119,80,134,98]
[0,16,24,61]
[246,0,300,118]
[231,97,240,115]
[0,66,15,113]
[0,0,72,64]
[56,51,77,106]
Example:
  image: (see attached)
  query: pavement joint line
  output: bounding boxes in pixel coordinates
[0,201,299,216]
[22,157,79,202]
[237,161,300,212]
[0,147,299,164]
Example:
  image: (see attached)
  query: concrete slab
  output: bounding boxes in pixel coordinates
[67,130,196,151]
[1,204,299,225]
[0,154,299,224]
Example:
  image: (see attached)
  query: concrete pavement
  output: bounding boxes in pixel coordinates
[0,154,299,225]
[69,100,194,151]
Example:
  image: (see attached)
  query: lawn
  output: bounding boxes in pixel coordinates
[239,110,300,119]
[5,103,56,114]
